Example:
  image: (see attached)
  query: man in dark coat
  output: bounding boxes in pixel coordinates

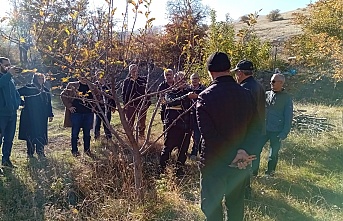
[18,73,54,158]
[0,57,21,169]
[189,73,206,160]
[232,60,266,198]
[61,76,99,157]
[159,71,198,176]
[196,52,256,221]
[122,64,151,137]
[94,75,116,140]
[156,69,174,125]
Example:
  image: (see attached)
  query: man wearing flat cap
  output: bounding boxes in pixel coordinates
[196,52,256,221]
[233,60,266,198]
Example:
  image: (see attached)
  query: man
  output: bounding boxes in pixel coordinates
[0,57,21,170]
[94,74,116,140]
[122,64,151,137]
[196,52,256,221]
[189,73,206,160]
[233,60,266,198]
[258,73,293,176]
[61,76,98,157]
[159,71,197,176]
[157,69,174,125]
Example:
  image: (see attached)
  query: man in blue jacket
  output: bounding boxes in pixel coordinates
[258,73,293,176]
[0,57,21,169]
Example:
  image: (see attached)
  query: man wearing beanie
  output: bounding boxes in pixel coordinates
[196,52,256,221]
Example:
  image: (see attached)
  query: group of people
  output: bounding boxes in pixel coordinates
[1,53,293,220]
[0,57,54,175]
[152,53,293,220]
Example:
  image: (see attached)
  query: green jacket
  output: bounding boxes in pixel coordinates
[266,89,293,139]
[0,72,21,116]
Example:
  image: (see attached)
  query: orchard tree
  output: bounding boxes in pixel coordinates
[286,0,343,80]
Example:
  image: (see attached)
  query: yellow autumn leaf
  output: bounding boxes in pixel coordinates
[39,10,44,17]
[21,68,37,73]
[65,28,70,36]
[19,38,26,43]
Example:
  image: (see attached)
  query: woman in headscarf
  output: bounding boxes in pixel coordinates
[18,73,54,158]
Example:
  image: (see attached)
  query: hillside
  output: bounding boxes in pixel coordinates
[234,8,308,42]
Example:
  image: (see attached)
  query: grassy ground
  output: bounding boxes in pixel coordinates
[0,99,342,220]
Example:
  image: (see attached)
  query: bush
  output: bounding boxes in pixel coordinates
[267,9,283,21]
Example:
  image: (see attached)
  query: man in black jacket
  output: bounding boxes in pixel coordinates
[159,71,197,176]
[122,64,151,137]
[233,60,266,198]
[196,52,256,221]
[157,69,174,125]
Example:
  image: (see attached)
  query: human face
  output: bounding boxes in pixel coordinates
[130,66,138,79]
[164,70,174,84]
[234,70,243,83]
[175,74,187,89]
[191,75,200,87]
[36,75,45,86]
[270,75,284,92]
[0,59,11,73]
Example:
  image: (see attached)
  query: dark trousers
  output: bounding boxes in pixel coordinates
[125,105,148,136]
[71,113,94,153]
[94,110,112,139]
[26,140,44,155]
[0,115,17,163]
[200,166,248,221]
[190,123,201,156]
[252,131,282,174]
[160,125,191,172]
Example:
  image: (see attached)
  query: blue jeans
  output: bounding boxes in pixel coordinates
[253,131,282,174]
[0,114,17,163]
[71,113,94,153]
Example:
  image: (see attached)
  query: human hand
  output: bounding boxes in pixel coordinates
[277,133,286,141]
[49,117,53,122]
[229,149,256,169]
[187,92,198,99]
[69,106,76,113]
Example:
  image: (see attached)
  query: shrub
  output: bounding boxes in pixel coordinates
[267,9,283,21]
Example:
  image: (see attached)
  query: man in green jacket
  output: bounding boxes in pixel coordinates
[257,73,293,176]
[0,57,21,170]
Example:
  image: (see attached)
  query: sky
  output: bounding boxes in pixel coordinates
[1,0,316,29]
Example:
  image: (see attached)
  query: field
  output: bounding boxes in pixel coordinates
[0,96,342,220]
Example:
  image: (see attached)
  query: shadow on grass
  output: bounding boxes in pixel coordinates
[280,137,343,175]
[0,156,79,221]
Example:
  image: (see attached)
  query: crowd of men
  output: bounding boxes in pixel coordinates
[0,54,293,220]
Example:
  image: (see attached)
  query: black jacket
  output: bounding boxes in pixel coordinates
[122,76,148,107]
[196,75,254,166]
[240,76,266,136]
[164,87,192,131]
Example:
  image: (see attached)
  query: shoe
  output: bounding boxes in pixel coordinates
[84,150,94,157]
[72,151,81,157]
[265,170,275,177]
[27,154,34,158]
[2,160,16,168]
[38,153,46,159]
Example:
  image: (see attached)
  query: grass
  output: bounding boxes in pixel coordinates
[0,98,342,220]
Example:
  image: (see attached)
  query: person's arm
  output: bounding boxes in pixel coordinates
[0,73,12,88]
[121,79,128,105]
[60,83,74,109]
[279,96,293,140]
